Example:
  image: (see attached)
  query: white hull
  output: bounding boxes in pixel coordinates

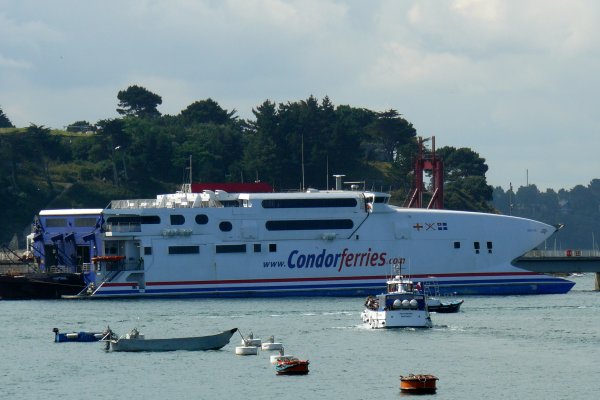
[361,308,433,329]
[82,189,572,298]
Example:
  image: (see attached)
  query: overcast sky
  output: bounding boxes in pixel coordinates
[1,0,598,191]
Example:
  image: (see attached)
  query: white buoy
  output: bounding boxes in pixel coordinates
[240,332,262,347]
[235,346,258,355]
[261,336,283,351]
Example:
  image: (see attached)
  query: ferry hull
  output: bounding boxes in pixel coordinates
[88,273,574,298]
[0,273,86,300]
[72,188,575,299]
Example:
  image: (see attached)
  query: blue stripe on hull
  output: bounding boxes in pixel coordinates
[94,277,575,298]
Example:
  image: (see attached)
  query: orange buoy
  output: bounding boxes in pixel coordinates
[400,374,438,394]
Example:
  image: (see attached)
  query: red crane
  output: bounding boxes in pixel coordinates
[404,136,444,209]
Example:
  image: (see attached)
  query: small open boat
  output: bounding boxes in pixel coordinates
[427,298,464,313]
[424,280,464,313]
[400,374,438,394]
[106,328,237,352]
[275,356,310,375]
[54,327,115,343]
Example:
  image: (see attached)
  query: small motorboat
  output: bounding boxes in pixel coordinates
[400,374,438,394]
[53,327,115,343]
[427,298,464,313]
[106,328,237,352]
[423,280,464,313]
[361,274,432,329]
[275,356,310,375]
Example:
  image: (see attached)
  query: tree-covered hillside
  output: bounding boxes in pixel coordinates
[493,183,600,250]
[0,86,503,247]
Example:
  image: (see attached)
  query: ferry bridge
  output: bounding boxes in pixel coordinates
[515,249,600,291]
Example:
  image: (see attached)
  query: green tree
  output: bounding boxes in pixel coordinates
[367,109,416,162]
[0,106,14,128]
[116,85,162,118]
[445,176,494,212]
[66,120,94,132]
[242,100,283,186]
[436,146,493,210]
[436,146,488,183]
[179,99,236,125]
[26,124,61,193]
[95,119,129,185]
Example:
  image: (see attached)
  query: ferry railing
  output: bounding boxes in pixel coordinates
[110,199,158,209]
[96,260,143,272]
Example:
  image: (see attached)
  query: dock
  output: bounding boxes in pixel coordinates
[514,249,600,290]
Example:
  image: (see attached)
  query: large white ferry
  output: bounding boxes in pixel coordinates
[78,181,574,298]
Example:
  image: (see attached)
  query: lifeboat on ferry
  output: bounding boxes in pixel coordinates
[91,255,126,263]
[400,374,438,394]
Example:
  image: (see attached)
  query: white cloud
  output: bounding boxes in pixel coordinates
[0,0,599,190]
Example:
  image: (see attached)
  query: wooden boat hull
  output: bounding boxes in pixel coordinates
[108,328,237,352]
[0,273,85,300]
[400,374,438,393]
[275,360,310,375]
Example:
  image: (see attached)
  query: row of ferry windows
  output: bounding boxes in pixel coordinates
[108,215,354,231]
[161,241,491,256]
[454,241,493,254]
[162,243,278,255]
[44,217,98,228]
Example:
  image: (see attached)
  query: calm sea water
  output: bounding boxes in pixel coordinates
[1,274,598,400]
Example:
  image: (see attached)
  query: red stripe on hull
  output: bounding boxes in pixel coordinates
[102,271,540,288]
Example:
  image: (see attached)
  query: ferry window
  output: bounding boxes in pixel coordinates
[74,217,98,227]
[254,244,261,252]
[374,196,388,204]
[105,243,118,255]
[45,218,67,228]
[195,214,209,225]
[474,241,480,254]
[221,200,241,207]
[261,198,357,208]
[487,241,493,254]
[269,243,277,252]
[219,221,233,232]
[170,215,185,225]
[454,241,461,249]
[265,219,354,231]
[216,244,246,253]
[107,216,160,225]
[168,245,199,255]
[144,247,152,255]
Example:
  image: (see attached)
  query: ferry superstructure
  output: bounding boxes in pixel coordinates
[78,186,574,298]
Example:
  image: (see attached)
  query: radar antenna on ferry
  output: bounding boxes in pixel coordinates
[181,155,192,193]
